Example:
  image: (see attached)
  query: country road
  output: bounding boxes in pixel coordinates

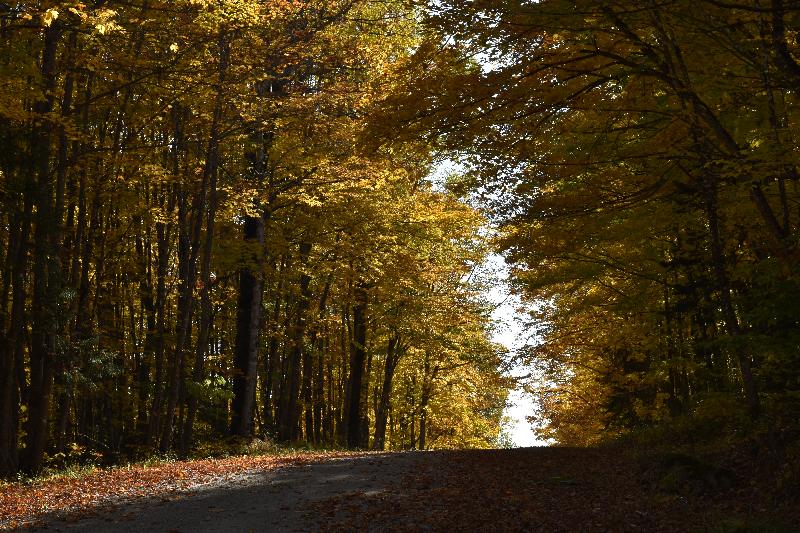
[31,452,435,533]
[17,448,787,532]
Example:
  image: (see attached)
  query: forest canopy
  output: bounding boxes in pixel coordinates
[0,0,509,476]
[2,0,800,478]
[392,0,800,446]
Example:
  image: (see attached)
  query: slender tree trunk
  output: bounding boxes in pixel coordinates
[135,220,155,436]
[346,283,368,448]
[262,259,285,435]
[418,411,427,450]
[313,334,325,444]
[181,31,227,457]
[324,335,335,444]
[373,334,400,450]
[418,356,436,451]
[308,278,331,445]
[161,168,205,452]
[146,193,172,447]
[703,176,760,417]
[152,107,184,451]
[0,197,31,475]
[281,242,312,442]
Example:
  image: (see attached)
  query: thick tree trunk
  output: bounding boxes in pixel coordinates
[231,215,265,437]
[24,23,62,474]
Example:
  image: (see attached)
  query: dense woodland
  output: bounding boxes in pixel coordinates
[0,0,510,476]
[1,0,799,481]
[397,0,800,448]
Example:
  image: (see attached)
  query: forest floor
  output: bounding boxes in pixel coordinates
[1,447,796,532]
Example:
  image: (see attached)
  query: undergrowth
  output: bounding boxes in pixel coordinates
[612,395,800,532]
[4,436,355,486]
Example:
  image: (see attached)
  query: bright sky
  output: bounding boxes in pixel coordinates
[484,254,550,448]
[429,161,549,447]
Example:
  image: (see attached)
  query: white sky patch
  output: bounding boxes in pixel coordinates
[484,254,549,447]
[429,160,549,447]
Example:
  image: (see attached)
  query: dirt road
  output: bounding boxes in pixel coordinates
[30,452,432,532]
[19,448,789,532]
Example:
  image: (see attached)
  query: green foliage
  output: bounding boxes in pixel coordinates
[186,376,233,405]
[45,443,105,473]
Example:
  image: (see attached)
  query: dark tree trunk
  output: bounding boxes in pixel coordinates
[231,215,265,437]
[280,242,312,442]
[145,201,171,446]
[324,335,335,444]
[262,259,285,436]
[418,354,437,451]
[346,284,368,448]
[703,176,760,418]
[0,197,31,475]
[373,334,400,450]
[161,143,206,452]
[134,221,155,436]
[313,335,325,444]
[24,22,62,474]
[147,106,181,449]
[308,278,331,445]
[160,189,191,453]
[180,31,227,459]
[159,105,195,454]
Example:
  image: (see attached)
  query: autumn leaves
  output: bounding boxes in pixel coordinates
[408,0,800,444]
[0,1,507,476]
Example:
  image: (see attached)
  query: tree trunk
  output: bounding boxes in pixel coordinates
[280,242,312,442]
[309,278,331,445]
[134,220,155,436]
[703,176,760,417]
[160,188,191,453]
[24,22,62,474]
[262,260,285,436]
[346,283,368,448]
[145,193,172,447]
[0,197,31,475]
[373,334,400,450]
[181,30,227,459]
[147,106,181,449]
[231,215,265,437]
